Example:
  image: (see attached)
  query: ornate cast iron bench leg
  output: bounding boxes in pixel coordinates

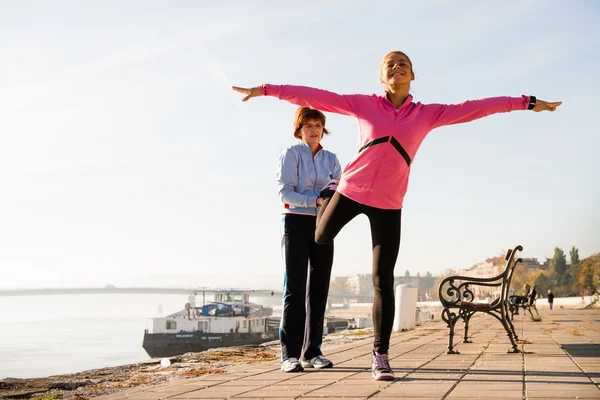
[526,303,541,320]
[531,304,541,319]
[442,308,461,354]
[504,302,519,342]
[461,311,474,343]
[527,306,535,320]
[500,317,520,353]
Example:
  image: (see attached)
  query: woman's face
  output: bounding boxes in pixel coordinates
[299,118,324,146]
[380,53,414,88]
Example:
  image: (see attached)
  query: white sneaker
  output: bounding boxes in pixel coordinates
[301,355,334,369]
[281,357,304,372]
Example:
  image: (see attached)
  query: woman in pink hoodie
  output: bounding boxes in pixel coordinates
[233,50,561,381]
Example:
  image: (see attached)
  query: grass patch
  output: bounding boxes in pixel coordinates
[342,329,373,336]
[251,352,277,362]
[31,394,60,400]
[181,369,225,378]
[199,349,277,364]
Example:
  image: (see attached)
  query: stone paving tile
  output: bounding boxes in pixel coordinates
[204,380,275,387]
[452,380,523,392]
[147,385,213,393]
[316,379,390,387]
[306,383,384,398]
[234,375,286,382]
[338,371,391,381]
[301,398,369,400]
[525,374,591,383]
[384,360,431,369]
[373,381,456,398]
[174,377,232,384]
[461,374,523,382]
[332,360,371,368]
[526,382,600,392]
[109,393,175,400]
[373,398,441,400]
[168,386,258,399]
[447,398,526,400]
[231,383,324,398]
[527,391,600,399]
[401,372,463,381]
[281,370,358,381]
[447,387,523,399]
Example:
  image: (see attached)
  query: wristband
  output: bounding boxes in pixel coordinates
[527,95,536,110]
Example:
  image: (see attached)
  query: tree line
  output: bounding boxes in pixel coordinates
[526,247,599,297]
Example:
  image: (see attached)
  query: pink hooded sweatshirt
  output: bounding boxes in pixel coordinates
[263,84,530,210]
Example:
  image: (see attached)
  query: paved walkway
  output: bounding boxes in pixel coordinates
[99,309,600,399]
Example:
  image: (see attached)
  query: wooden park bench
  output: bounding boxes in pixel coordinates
[509,285,541,321]
[438,245,523,354]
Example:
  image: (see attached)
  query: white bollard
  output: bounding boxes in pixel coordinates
[393,284,418,332]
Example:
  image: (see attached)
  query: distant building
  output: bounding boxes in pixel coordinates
[394,276,420,289]
[346,274,373,296]
[520,257,550,273]
[456,256,505,299]
[456,255,552,300]
[336,274,420,298]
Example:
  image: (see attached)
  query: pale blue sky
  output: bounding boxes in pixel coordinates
[1,1,598,289]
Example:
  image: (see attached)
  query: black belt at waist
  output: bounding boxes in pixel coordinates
[358,136,412,167]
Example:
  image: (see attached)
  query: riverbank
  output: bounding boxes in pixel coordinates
[0,329,377,399]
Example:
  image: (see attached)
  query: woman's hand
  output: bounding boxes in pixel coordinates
[316,198,324,207]
[533,99,562,112]
[232,86,262,102]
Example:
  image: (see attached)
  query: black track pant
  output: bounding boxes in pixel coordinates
[316,192,402,354]
[280,214,334,361]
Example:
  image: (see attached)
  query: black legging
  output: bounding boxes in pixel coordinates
[316,191,401,354]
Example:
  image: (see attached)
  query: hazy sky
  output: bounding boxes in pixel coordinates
[1,1,598,289]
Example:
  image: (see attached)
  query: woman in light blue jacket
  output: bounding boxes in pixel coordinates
[277,107,342,372]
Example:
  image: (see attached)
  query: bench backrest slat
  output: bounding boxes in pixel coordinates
[501,246,523,304]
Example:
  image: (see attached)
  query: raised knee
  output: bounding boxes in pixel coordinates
[315,233,330,245]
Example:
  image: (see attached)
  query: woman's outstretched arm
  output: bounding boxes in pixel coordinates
[232,84,364,117]
[425,95,562,129]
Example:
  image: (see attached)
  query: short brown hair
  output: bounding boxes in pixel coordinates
[293,107,330,139]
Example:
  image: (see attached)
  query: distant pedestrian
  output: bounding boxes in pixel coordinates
[547,289,555,310]
[510,283,531,315]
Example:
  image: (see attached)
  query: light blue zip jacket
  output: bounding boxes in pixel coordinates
[277,142,342,216]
